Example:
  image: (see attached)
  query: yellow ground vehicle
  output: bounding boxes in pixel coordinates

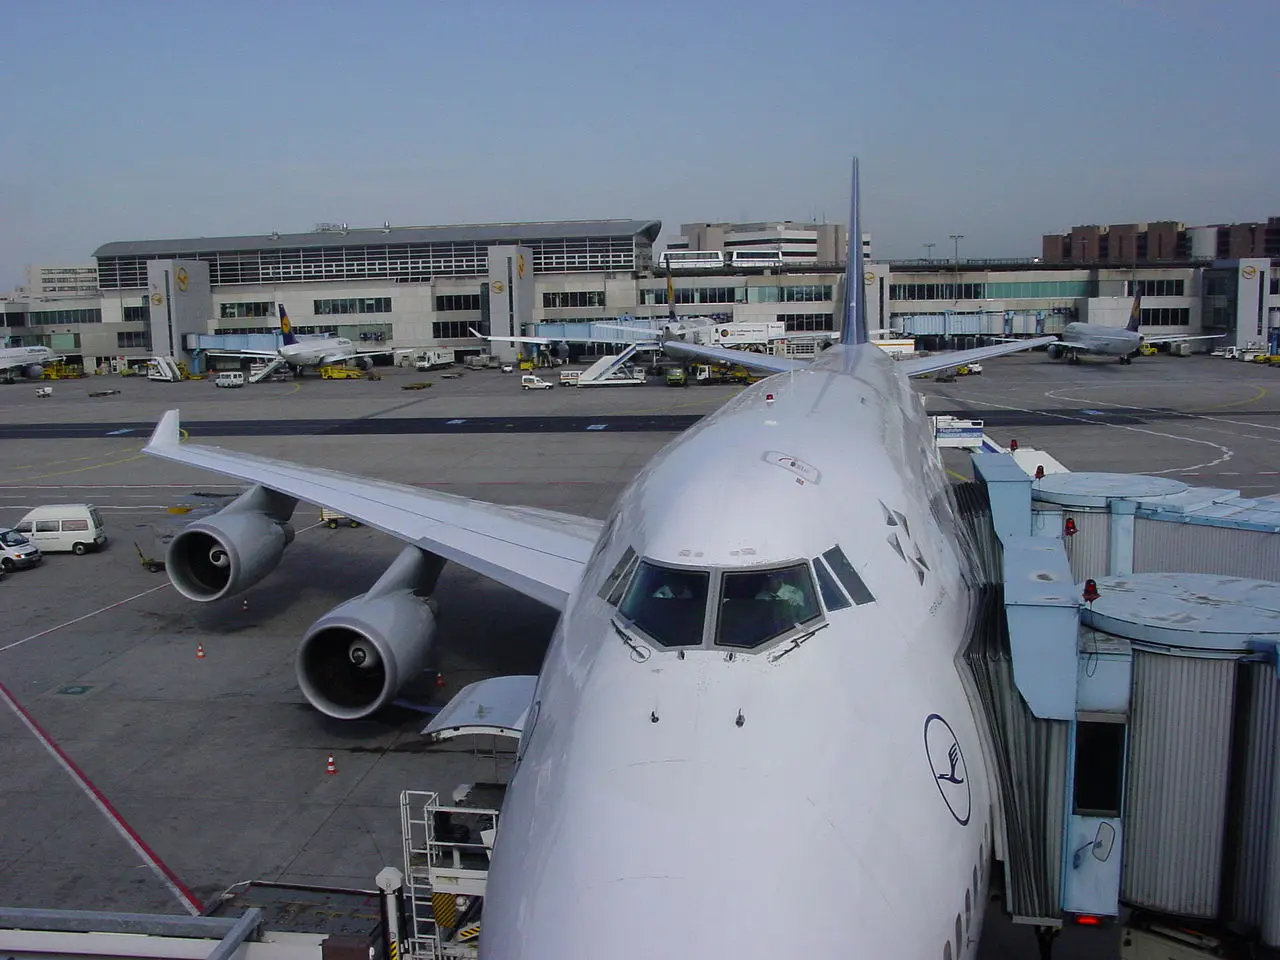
[319,365,364,380]
[1138,343,1158,356]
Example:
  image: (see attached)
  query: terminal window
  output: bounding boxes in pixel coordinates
[314,297,391,315]
[780,313,835,332]
[433,321,484,339]
[1130,279,1185,297]
[122,306,148,323]
[1139,307,1190,327]
[435,294,482,312]
[542,291,606,309]
[219,301,275,319]
[116,331,151,349]
[1073,718,1126,817]
[27,308,102,325]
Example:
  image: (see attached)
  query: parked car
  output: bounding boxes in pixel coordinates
[0,528,41,571]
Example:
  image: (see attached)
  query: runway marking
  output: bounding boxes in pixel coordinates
[0,679,204,915]
[962,395,1235,475]
[1206,385,1268,410]
[0,450,145,484]
[0,583,171,654]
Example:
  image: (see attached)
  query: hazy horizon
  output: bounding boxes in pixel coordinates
[3,0,1278,288]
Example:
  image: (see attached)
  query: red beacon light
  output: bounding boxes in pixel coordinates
[1034,464,1046,480]
[1082,579,1100,603]
[1072,914,1104,927]
[1009,438,1019,452]
[765,393,775,404]
[1063,518,1078,537]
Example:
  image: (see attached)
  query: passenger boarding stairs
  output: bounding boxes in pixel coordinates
[576,342,641,384]
[248,357,287,383]
[400,790,501,960]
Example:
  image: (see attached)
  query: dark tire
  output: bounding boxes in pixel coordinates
[1,558,13,572]
[327,520,339,529]
[147,562,162,573]
[72,542,87,556]
[349,520,360,528]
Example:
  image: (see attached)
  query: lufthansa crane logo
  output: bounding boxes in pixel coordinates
[175,267,189,292]
[924,713,970,826]
[864,271,875,285]
[150,293,164,306]
[1242,265,1258,279]
[492,281,505,294]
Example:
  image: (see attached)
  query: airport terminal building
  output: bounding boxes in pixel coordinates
[1,217,1278,368]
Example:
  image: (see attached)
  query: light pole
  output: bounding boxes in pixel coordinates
[923,242,936,262]
[949,234,964,300]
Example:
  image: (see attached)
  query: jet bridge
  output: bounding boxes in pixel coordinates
[961,456,1280,953]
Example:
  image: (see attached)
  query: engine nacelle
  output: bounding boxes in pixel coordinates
[1046,343,1063,360]
[23,364,44,379]
[296,547,445,719]
[165,485,296,601]
[298,592,438,719]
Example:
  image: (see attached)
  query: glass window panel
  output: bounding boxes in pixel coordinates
[618,561,709,647]
[822,546,874,605]
[813,557,851,611]
[716,563,820,649]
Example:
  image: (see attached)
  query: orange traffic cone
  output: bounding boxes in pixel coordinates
[326,753,337,775]
[196,643,206,660]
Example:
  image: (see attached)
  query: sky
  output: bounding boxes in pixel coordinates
[2,0,1278,289]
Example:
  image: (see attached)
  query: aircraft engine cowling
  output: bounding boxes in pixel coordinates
[1046,343,1063,360]
[165,485,297,602]
[23,364,44,379]
[295,546,445,719]
[297,591,438,719]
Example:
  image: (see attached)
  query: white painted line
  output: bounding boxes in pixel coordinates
[0,584,171,654]
[0,679,204,915]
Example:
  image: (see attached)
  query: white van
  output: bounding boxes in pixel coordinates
[521,374,554,390]
[0,528,41,571]
[14,504,108,555]
[215,371,246,388]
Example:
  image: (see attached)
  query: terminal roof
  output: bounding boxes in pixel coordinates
[94,219,663,258]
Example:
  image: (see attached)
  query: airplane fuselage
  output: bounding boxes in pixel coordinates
[1058,322,1140,359]
[484,344,992,959]
[279,337,358,367]
[0,345,57,377]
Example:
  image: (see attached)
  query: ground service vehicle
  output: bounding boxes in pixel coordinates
[0,528,41,571]
[14,504,107,554]
[521,374,554,390]
[665,367,687,387]
[560,370,581,386]
[319,365,364,380]
[215,371,246,388]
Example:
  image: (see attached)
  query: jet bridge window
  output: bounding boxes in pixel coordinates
[618,561,709,647]
[716,563,820,649]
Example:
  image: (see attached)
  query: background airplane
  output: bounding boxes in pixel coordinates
[143,160,1054,959]
[0,343,60,382]
[1049,295,1222,364]
[204,305,394,374]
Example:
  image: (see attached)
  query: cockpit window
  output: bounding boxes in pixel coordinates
[716,563,820,648]
[822,546,875,605]
[598,546,639,605]
[812,557,851,611]
[618,561,709,647]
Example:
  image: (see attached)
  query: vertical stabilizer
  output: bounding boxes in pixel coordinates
[279,304,298,346]
[841,158,869,345]
[1125,293,1142,332]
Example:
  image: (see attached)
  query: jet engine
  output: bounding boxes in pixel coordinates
[297,546,445,719]
[165,485,297,601]
[23,364,44,379]
[355,356,371,371]
[1046,343,1063,360]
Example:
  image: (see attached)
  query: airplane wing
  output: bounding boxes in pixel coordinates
[1141,333,1226,345]
[660,339,807,374]
[143,410,603,611]
[203,348,282,360]
[897,336,1057,377]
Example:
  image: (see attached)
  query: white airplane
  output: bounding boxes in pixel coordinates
[0,344,60,382]
[204,305,393,373]
[142,160,1053,959]
[1049,295,1222,364]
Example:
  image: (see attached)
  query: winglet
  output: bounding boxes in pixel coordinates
[1126,293,1142,333]
[146,409,182,450]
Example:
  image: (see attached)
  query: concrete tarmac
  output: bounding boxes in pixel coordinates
[0,352,1277,957]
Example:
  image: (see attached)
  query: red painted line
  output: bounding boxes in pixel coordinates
[0,680,204,915]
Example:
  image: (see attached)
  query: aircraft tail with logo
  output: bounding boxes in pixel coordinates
[279,305,298,346]
[1125,293,1142,332]
[841,158,869,346]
